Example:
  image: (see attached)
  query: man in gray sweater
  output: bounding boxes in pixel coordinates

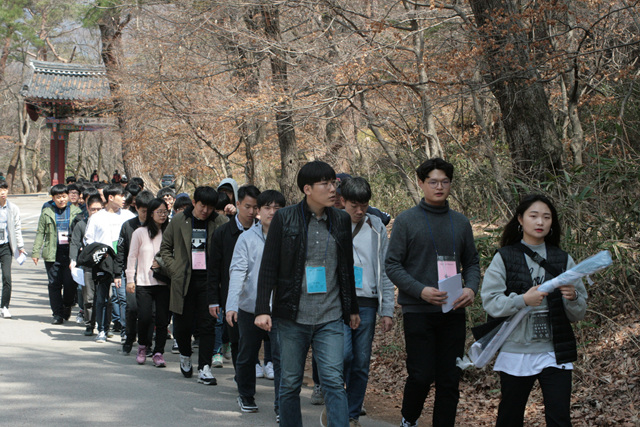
[385,158,480,427]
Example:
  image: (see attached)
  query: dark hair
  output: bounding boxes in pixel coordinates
[96,182,108,190]
[215,192,230,211]
[103,183,125,199]
[0,182,7,190]
[340,177,371,204]
[416,158,454,182]
[296,161,336,192]
[86,194,104,208]
[173,195,192,211]
[124,191,133,206]
[237,185,261,202]
[257,190,286,208]
[135,190,154,209]
[130,177,144,188]
[66,176,76,184]
[501,194,562,248]
[124,183,141,197]
[50,184,68,196]
[157,187,176,199]
[67,184,80,193]
[144,198,169,239]
[82,186,99,200]
[193,186,218,207]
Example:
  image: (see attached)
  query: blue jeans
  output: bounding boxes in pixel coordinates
[110,274,127,333]
[214,308,224,353]
[343,306,377,420]
[278,318,348,427]
[95,278,111,333]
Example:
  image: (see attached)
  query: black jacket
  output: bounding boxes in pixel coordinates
[116,216,143,272]
[207,217,255,307]
[77,242,118,283]
[255,199,358,324]
[498,244,577,364]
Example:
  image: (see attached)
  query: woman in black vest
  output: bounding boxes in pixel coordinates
[481,194,587,427]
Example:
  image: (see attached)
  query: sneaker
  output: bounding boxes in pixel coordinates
[1,307,11,318]
[180,355,193,378]
[192,338,199,348]
[255,362,264,378]
[62,306,72,321]
[212,353,224,368]
[95,331,107,343]
[106,329,114,338]
[122,343,132,354]
[152,352,166,368]
[400,417,417,427]
[51,315,63,325]
[75,311,84,324]
[136,345,147,364]
[84,327,94,336]
[146,348,153,358]
[264,361,275,380]
[360,405,366,416]
[112,321,122,333]
[222,342,232,360]
[237,395,258,413]
[320,408,327,427]
[197,365,217,385]
[350,419,362,427]
[121,334,127,344]
[310,384,324,405]
[171,339,179,354]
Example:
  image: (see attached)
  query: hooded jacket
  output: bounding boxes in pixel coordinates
[159,205,228,315]
[2,200,25,256]
[217,178,239,205]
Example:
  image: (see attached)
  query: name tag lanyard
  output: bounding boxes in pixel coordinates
[421,209,457,278]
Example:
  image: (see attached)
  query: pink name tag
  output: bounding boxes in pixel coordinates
[437,257,457,281]
[192,251,206,270]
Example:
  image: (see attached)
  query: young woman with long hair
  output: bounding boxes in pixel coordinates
[125,198,170,367]
[481,194,587,426]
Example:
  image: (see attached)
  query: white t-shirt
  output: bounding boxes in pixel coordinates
[84,208,136,253]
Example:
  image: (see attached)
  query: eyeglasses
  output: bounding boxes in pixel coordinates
[314,180,338,189]
[155,210,169,216]
[426,179,451,189]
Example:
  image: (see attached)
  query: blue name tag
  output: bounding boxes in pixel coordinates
[354,266,363,289]
[306,266,327,294]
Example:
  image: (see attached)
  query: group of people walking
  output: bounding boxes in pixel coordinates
[0,158,587,427]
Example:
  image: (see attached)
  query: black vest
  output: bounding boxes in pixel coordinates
[497,245,577,364]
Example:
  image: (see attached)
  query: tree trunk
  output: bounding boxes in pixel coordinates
[5,146,19,192]
[30,121,46,192]
[469,0,563,179]
[18,101,32,194]
[261,4,299,205]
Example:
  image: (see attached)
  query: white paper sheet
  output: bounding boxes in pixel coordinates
[72,267,85,287]
[438,273,463,313]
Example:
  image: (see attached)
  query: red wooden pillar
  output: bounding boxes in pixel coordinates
[49,125,67,186]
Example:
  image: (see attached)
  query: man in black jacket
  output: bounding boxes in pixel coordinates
[255,161,360,427]
[116,190,154,353]
[207,185,260,369]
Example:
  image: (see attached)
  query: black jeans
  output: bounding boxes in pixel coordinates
[172,280,216,370]
[497,367,572,427]
[45,247,76,318]
[235,309,281,401]
[402,311,465,426]
[0,243,12,308]
[136,285,170,354]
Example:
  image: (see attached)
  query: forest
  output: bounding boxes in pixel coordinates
[1,0,639,424]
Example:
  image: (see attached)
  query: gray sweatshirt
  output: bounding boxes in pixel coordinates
[385,199,480,313]
[481,241,587,354]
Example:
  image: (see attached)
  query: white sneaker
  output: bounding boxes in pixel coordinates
[75,312,84,323]
[264,361,275,380]
[255,362,264,378]
[95,331,107,343]
[1,307,11,318]
[197,364,217,385]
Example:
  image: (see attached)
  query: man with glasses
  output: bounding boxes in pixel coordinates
[255,160,360,427]
[385,157,480,427]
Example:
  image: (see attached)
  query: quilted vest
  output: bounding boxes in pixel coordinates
[497,245,577,364]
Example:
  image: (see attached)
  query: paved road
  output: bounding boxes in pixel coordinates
[0,194,394,427]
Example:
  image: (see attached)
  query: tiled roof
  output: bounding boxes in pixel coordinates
[21,60,110,102]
